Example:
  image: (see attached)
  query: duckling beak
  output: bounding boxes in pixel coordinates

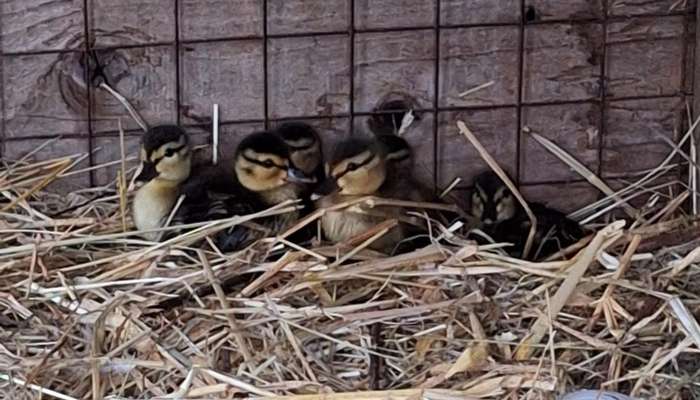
[286,167,316,184]
[135,161,158,182]
[314,177,339,196]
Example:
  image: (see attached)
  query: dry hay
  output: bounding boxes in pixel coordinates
[0,120,699,400]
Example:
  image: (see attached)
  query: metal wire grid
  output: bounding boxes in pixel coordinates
[0,1,696,191]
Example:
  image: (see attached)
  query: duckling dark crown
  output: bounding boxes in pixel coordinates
[143,125,187,155]
[331,138,379,164]
[275,122,319,149]
[236,131,290,158]
[376,134,411,162]
[474,171,510,197]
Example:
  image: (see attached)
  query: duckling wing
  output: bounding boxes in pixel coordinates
[529,203,584,242]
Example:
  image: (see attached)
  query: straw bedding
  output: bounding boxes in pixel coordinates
[0,121,699,400]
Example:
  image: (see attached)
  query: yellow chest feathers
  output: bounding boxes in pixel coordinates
[133,180,180,240]
[319,195,404,253]
[258,183,302,206]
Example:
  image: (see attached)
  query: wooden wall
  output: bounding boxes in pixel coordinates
[0,0,695,210]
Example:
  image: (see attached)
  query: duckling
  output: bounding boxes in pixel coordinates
[133,125,227,240]
[203,130,316,250]
[470,171,584,259]
[367,100,419,136]
[374,134,435,204]
[274,121,325,188]
[315,138,405,253]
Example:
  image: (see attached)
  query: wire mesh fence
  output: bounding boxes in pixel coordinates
[0,0,695,210]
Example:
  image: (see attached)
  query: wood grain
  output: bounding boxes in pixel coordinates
[267,35,350,118]
[267,0,348,35]
[522,23,603,102]
[603,97,684,177]
[179,0,262,41]
[439,27,520,107]
[1,0,84,53]
[608,0,694,17]
[179,40,264,124]
[437,108,518,188]
[90,46,177,133]
[354,0,435,30]
[520,103,601,184]
[441,0,520,25]
[2,52,88,138]
[606,16,685,98]
[523,0,604,21]
[354,30,435,113]
[88,0,174,47]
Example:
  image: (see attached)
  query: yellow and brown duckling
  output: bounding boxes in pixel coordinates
[132,125,228,240]
[470,171,584,259]
[315,137,406,254]
[133,126,314,249]
[202,130,317,250]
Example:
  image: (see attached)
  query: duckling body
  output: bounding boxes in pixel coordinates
[316,138,405,253]
[375,134,434,204]
[470,171,584,259]
[133,125,198,240]
[133,179,180,239]
[132,126,312,248]
[206,131,315,250]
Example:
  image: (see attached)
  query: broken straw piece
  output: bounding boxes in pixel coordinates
[397,109,415,136]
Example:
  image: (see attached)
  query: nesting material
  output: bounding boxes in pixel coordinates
[1,125,699,400]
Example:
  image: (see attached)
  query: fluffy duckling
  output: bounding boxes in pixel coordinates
[470,171,584,259]
[204,131,316,250]
[315,138,405,253]
[374,134,436,205]
[133,125,226,240]
[274,122,325,188]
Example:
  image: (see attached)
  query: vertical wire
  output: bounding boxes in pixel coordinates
[175,0,182,127]
[263,0,270,130]
[597,0,609,179]
[83,0,95,186]
[348,0,356,136]
[431,0,441,192]
[515,0,526,186]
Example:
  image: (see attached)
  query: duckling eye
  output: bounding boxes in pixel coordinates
[347,163,359,172]
[164,148,177,157]
[262,159,275,168]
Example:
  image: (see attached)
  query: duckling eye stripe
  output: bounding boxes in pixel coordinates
[287,142,315,151]
[151,144,186,164]
[242,155,286,169]
[337,153,375,178]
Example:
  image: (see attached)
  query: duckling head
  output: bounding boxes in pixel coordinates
[235,131,315,192]
[275,122,323,177]
[136,125,191,183]
[376,134,411,164]
[367,99,419,136]
[471,171,517,226]
[321,138,387,196]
